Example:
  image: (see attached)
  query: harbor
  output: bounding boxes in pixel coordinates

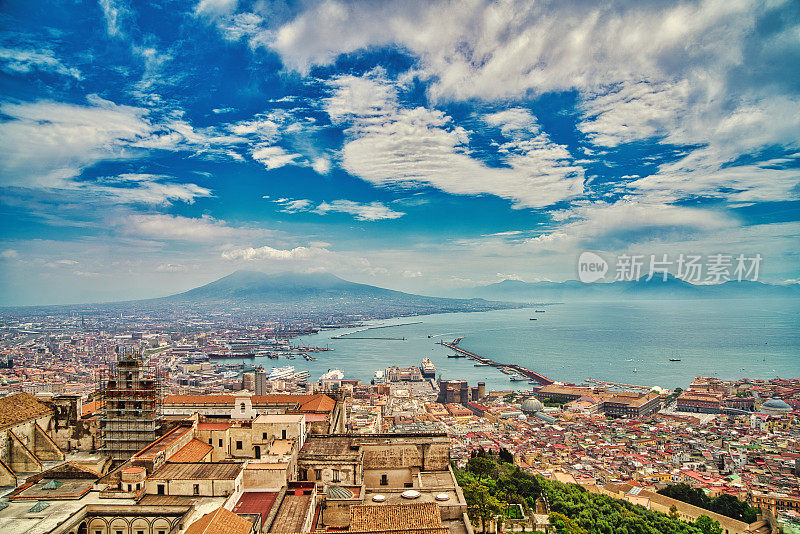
[437,339,555,385]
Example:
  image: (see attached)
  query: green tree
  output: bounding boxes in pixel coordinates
[462,480,505,534]
[694,515,723,534]
[468,456,498,481]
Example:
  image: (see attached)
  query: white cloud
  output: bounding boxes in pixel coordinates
[0,48,83,79]
[315,200,405,221]
[120,214,239,242]
[221,244,328,261]
[194,0,238,17]
[0,96,154,188]
[274,198,313,213]
[156,263,188,272]
[98,0,130,38]
[0,249,19,260]
[327,75,583,208]
[269,0,800,208]
[312,157,331,175]
[577,80,690,147]
[251,145,301,170]
[272,197,405,221]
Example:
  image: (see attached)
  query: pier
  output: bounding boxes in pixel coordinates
[437,341,555,385]
[330,321,422,339]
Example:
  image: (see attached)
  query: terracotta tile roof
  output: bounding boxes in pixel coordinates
[0,392,51,429]
[168,438,213,463]
[184,505,253,534]
[81,399,104,417]
[133,424,193,460]
[298,395,335,413]
[349,503,442,531]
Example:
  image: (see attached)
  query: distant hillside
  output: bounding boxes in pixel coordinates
[467,274,800,302]
[143,270,522,318]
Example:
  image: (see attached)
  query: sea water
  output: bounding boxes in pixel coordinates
[251,298,800,391]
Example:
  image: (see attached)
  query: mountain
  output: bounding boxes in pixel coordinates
[467,274,800,302]
[144,270,522,318]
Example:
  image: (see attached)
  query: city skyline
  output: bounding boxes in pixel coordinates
[2,0,800,305]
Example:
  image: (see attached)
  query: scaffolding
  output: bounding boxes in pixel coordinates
[98,346,162,462]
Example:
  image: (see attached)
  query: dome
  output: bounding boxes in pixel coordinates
[401,490,421,499]
[328,485,354,499]
[761,398,791,411]
[521,397,544,414]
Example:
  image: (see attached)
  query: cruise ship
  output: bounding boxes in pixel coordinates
[267,366,296,380]
[320,369,344,381]
[420,358,436,378]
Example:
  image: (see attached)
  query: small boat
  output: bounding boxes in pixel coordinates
[529,318,537,321]
[535,310,545,313]
[447,353,465,358]
[669,358,681,362]
[510,375,526,381]
[633,368,638,373]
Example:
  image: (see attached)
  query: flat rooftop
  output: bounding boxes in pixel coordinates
[269,493,311,533]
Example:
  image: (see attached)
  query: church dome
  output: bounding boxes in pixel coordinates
[761,398,791,412]
[521,397,544,414]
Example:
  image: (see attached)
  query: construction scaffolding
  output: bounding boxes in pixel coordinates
[98,346,162,462]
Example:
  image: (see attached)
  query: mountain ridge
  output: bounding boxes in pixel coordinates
[466,274,800,302]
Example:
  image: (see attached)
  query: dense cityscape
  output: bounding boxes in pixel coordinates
[0,309,797,533]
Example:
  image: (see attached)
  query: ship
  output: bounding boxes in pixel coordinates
[447,352,466,358]
[535,310,545,313]
[669,358,681,362]
[267,366,296,380]
[320,369,344,381]
[510,375,527,381]
[420,358,436,378]
[529,318,537,321]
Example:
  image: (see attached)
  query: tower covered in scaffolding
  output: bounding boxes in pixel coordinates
[99,346,161,462]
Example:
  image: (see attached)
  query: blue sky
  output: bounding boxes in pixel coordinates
[1,0,799,305]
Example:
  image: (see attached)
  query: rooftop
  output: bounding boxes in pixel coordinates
[349,502,443,532]
[168,438,214,463]
[184,505,254,534]
[0,392,51,429]
[149,462,243,481]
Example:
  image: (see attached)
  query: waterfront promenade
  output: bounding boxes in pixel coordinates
[438,341,555,385]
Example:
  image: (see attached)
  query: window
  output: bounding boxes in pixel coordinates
[157,483,165,495]
[219,438,223,447]
[240,402,246,412]
[332,469,340,483]
[282,429,287,439]
[209,438,212,444]
[158,531,165,534]
[380,474,388,486]
[193,484,200,496]
[262,432,268,440]
[137,530,145,534]
[314,469,322,481]
[236,440,243,450]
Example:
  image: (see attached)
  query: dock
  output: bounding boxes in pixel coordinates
[437,341,554,385]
